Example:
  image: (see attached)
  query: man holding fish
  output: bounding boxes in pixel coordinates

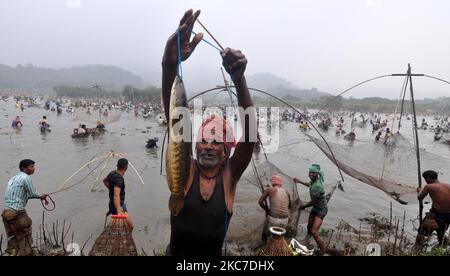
[162,9,256,256]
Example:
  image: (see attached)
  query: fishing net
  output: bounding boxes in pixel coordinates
[306,133,450,204]
[227,159,341,243]
[238,160,301,237]
[89,215,137,256]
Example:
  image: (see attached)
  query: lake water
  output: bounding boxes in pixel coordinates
[1,98,449,254]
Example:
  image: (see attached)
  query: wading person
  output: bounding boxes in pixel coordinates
[103,158,133,229]
[259,174,291,241]
[11,116,23,128]
[293,164,328,255]
[414,170,450,250]
[2,159,48,256]
[38,115,49,127]
[163,9,256,256]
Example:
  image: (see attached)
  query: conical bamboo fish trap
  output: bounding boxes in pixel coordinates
[89,214,137,256]
[255,227,292,256]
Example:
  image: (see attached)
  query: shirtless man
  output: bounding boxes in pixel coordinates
[259,174,291,241]
[415,170,450,249]
[38,116,49,127]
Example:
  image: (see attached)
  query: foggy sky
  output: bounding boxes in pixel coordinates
[1,0,450,99]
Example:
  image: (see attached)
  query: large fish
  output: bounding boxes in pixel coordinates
[166,76,191,216]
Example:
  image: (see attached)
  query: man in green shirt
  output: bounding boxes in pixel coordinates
[294,164,328,255]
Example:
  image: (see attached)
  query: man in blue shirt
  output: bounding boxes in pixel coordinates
[2,159,47,256]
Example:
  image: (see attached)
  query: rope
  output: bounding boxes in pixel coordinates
[41,195,55,211]
[192,31,222,52]
[48,157,108,195]
[160,85,346,183]
[128,160,145,186]
[48,151,147,196]
[57,155,110,190]
[246,87,346,183]
[90,155,112,192]
[39,157,108,212]
[195,19,225,51]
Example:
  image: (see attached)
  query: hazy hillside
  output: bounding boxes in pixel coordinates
[0,64,145,91]
[247,72,331,102]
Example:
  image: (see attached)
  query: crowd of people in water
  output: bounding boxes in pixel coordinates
[3,92,450,146]
[281,108,449,144]
[1,92,450,256]
[1,9,450,258]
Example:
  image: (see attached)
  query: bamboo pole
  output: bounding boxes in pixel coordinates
[58,155,109,189]
[91,154,113,192]
[128,160,145,186]
[250,157,268,211]
[408,64,423,223]
[195,19,225,51]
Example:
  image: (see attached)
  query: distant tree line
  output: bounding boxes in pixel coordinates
[53,85,120,99]
[122,85,161,102]
[0,64,145,90]
[53,85,162,103]
[252,94,450,114]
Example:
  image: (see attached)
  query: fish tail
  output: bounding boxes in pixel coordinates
[169,194,184,216]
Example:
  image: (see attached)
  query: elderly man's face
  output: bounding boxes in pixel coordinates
[196,139,226,169]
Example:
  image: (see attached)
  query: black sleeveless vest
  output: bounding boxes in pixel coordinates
[168,169,232,256]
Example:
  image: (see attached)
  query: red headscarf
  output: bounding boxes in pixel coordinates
[197,115,236,156]
[271,174,283,187]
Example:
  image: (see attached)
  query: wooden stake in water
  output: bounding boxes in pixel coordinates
[399,210,406,253]
[393,219,399,256]
[388,202,393,242]
[358,222,362,242]
[326,229,335,252]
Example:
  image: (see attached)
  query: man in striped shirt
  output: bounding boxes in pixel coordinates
[2,159,47,256]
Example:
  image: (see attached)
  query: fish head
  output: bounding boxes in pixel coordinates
[170,76,188,109]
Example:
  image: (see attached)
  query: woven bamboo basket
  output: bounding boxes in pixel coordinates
[89,214,137,256]
[255,227,292,256]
